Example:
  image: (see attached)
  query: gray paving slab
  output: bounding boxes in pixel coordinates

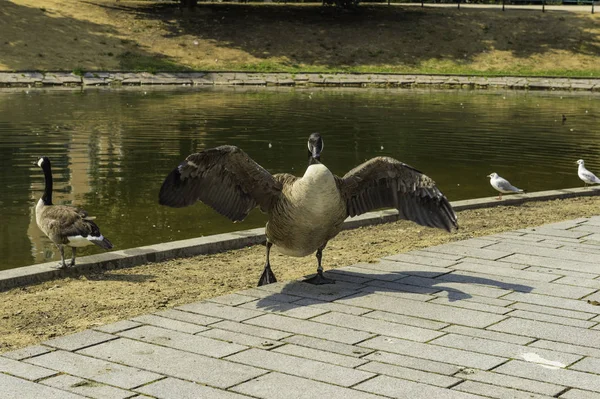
[440,325,535,345]
[363,351,462,375]
[273,343,368,368]
[429,334,583,366]
[489,317,600,348]
[135,377,252,398]
[350,260,452,278]
[381,253,459,267]
[118,325,247,358]
[207,293,259,306]
[225,348,374,387]
[243,313,375,344]
[26,350,162,389]
[456,369,565,396]
[291,297,372,315]
[231,372,383,399]
[0,373,85,399]
[282,335,373,358]
[176,301,264,322]
[311,311,445,342]
[501,291,599,314]
[1,345,53,360]
[362,309,449,330]
[359,335,507,369]
[560,389,600,399]
[570,357,600,374]
[495,360,600,392]
[153,308,222,325]
[0,355,59,380]
[354,375,482,399]
[507,309,597,328]
[453,380,555,399]
[78,338,265,389]
[210,319,293,340]
[337,293,507,328]
[358,361,461,387]
[43,329,117,351]
[500,253,600,275]
[239,298,330,319]
[198,328,284,350]
[40,374,136,399]
[130,314,209,334]
[530,340,600,359]
[422,242,514,260]
[94,320,142,334]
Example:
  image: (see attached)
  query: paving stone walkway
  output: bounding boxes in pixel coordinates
[3,217,600,398]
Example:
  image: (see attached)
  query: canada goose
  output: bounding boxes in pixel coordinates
[487,172,524,200]
[35,157,113,268]
[159,133,458,286]
[576,159,600,187]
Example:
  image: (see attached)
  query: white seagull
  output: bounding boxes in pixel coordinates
[576,159,600,187]
[487,172,524,200]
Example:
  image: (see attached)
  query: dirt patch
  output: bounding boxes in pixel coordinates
[1,195,599,353]
[1,1,599,75]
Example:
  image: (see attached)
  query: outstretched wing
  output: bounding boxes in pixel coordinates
[158,145,282,222]
[338,157,457,232]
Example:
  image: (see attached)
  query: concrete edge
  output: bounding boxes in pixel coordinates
[1,186,598,291]
[1,72,600,91]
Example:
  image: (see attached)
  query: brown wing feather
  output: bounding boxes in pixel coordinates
[339,157,458,232]
[159,145,283,222]
[39,206,112,248]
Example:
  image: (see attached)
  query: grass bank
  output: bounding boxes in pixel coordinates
[1,1,599,76]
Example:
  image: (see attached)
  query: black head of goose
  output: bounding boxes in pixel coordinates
[35,156,113,269]
[159,133,458,286]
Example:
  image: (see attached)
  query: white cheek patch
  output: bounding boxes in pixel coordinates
[37,158,44,167]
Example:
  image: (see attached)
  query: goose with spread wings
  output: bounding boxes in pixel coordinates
[159,133,458,286]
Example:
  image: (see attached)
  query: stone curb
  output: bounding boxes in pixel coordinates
[0,186,598,291]
[1,72,600,91]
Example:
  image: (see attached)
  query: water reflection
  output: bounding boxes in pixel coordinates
[0,86,599,270]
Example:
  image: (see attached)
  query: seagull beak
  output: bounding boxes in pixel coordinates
[486,174,491,178]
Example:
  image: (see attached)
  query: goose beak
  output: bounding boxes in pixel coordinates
[311,147,321,160]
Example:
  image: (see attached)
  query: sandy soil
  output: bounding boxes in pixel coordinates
[1,1,599,74]
[1,195,600,353]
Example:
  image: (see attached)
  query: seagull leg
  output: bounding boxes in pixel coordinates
[69,247,77,267]
[57,245,67,269]
[497,193,502,200]
[257,241,277,286]
[304,245,335,285]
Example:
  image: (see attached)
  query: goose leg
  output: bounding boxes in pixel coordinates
[258,242,277,286]
[69,247,77,267]
[304,246,335,285]
[57,245,67,269]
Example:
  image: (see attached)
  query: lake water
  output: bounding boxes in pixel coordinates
[1,86,599,270]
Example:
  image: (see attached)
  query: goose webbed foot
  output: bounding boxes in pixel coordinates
[304,270,335,285]
[258,242,277,286]
[258,265,277,286]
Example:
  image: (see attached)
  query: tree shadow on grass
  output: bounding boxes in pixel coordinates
[120,2,600,69]
[0,1,187,71]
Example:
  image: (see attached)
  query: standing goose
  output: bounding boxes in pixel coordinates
[159,133,457,286]
[487,172,524,200]
[576,159,600,187]
[35,156,113,268]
